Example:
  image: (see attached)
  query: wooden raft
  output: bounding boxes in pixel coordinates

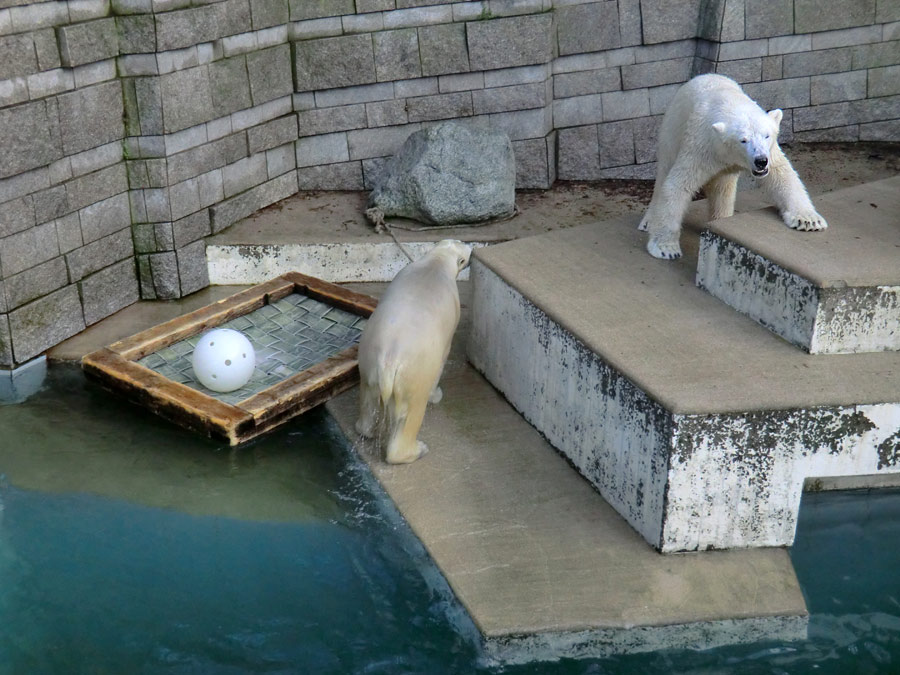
[82,272,378,445]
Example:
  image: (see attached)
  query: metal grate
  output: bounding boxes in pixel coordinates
[137,293,367,406]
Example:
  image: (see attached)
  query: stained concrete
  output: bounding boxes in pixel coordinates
[325,283,808,663]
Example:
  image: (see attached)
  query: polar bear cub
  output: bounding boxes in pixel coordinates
[355,239,471,464]
[639,74,827,260]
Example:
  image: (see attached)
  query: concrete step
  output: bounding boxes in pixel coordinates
[696,176,900,354]
[467,207,900,553]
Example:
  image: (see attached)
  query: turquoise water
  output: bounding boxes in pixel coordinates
[1,366,898,674]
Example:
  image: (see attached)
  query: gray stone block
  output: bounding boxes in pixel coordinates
[247,44,293,105]
[215,0,253,37]
[0,315,11,367]
[762,55,783,81]
[366,99,409,127]
[860,119,900,141]
[394,77,438,98]
[743,77,811,110]
[248,115,298,153]
[697,0,724,41]
[288,0,354,20]
[0,168,52,208]
[197,169,226,208]
[813,26,881,51]
[598,119,635,167]
[358,0,395,10]
[155,6,217,52]
[557,125,601,180]
[852,40,900,69]
[794,124,860,142]
[795,0,876,34]
[267,143,296,177]
[407,91,474,122]
[223,153,268,197]
[557,1,622,56]
[467,14,553,72]
[0,222,60,277]
[79,193,131,244]
[853,93,900,124]
[153,222,175,252]
[716,58,763,83]
[869,64,900,98]
[209,172,297,232]
[440,72,486,93]
[488,105,552,140]
[418,22,469,77]
[0,34,38,80]
[57,18,118,67]
[619,0,643,46]
[811,70,868,104]
[347,123,419,159]
[176,239,209,296]
[117,14,156,54]
[0,100,62,180]
[251,0,288,29]
[744,0,793,39]
[56,213,83,254]
[472,82,547,115]
[783,48,852,78]
[512,136,551,189]
[296,132,350,167]
[9,285,84,363]
[296,161,365,189]
[160,66,214,133]
[79,258,139,325]
[640,0,700,44]
[294,34,376,92]
[66,164,129,212]
[65,228,134,282]
[633,114,662,163]
[34,186,69,225]
[4,257,68,310]
[167,178,201,220]
[622,57,692,89]
[313,81,394,107]
[343,12,384,34]
[136,255,155,299]
[297,105,367,137]
[718,38,768,61]
[484,63,549,88]
[209,56,252,116]
[148,251,180,299]
[601,88,649,120]
[792,100,852,131]
[132,222,157,254]
[768,35,812,56]
[374,28,421,82]
[0,196,35,239]
[553,68,620,99]
[130,77,163,136]
[384,5,453,28]
[173,211,212,249]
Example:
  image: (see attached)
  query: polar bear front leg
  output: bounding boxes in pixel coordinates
[761,145,827,232]
[705,171,739,220]
[385,396,429,464]
[644,178,697,260]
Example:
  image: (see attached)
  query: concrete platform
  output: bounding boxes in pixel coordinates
[697,176,900,354]
[468,206,900,553]
[325,284,807,665]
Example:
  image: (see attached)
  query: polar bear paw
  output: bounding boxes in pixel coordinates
[637,216,649,232]
[429,386,443,404]
[784,209,828,232]
[647,237,683,260]
[355,417,376,438]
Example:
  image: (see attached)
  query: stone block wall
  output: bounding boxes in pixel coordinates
[0,0,897,367]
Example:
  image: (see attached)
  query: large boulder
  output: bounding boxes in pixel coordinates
[366,122,516,230]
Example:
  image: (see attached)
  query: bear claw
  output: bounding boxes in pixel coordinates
[647,239,683,260]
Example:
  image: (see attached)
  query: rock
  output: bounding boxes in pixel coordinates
[366,122,516,230]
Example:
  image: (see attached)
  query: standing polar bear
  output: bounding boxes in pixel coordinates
[356,240,471,464]
[640,74,827,260]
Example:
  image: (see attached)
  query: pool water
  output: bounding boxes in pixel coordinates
[1,366,898,674]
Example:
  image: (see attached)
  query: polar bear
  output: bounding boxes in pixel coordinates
[355,240,472,464]
[639,74,827,260]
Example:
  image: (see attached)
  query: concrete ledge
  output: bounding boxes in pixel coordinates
[325,283,808,663]
[467,214,900,551]
[696,177,900,354]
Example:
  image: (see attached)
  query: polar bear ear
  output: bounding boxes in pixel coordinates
[768,109,783,127]
[712,122,727,134]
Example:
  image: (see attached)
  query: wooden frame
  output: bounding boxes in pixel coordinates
[82,272,377,446]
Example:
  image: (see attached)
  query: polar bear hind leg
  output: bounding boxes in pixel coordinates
[355,378,381,438]
[385,394,429,464]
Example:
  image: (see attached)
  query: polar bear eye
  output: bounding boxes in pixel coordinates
[740,138,748,144]
[457,257,465,266]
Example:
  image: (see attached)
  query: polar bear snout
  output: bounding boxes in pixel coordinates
[752,156,769,176]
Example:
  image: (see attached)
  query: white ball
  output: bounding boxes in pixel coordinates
[191,328,256,393]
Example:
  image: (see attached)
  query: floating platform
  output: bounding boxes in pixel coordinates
[467,180,900,553]
[82,273,376,445]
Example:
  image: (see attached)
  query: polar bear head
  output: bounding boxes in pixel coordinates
[431,239,472,276]
[712,107,782,177]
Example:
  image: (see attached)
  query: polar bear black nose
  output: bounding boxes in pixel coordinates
[754,156,768,170]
